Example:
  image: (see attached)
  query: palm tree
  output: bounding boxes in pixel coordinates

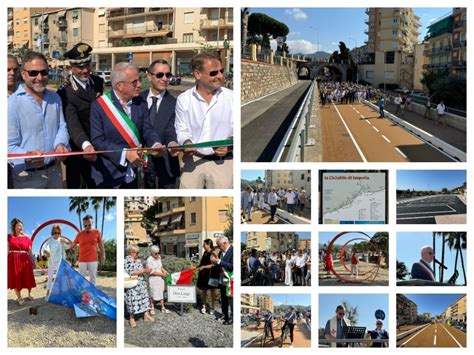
[397,260,409,280]
[90,197,103,229]
[68,197,89,229]
[434,232,467,285]
[101,197,116,238]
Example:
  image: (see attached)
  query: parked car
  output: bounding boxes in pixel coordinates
[169,74,182,86]
[410,90,428,98]
[95,70,111,85]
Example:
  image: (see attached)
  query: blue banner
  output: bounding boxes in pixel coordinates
[48,259,117,320]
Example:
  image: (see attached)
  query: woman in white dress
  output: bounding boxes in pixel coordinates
[284,251,294,286]
[258,189,265,210]
[146,245,170,315]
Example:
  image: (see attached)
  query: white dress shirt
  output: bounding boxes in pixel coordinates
[175,86,233,155]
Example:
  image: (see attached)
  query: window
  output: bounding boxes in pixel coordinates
[392,29,398,36]
[184,12,194,24]
[189,197,196,202]
[190,212,196,225]
[218,209,227,223]
[393,18,398,24]
[385,71,395,80]
[210,8,219,21]
[366,71,374,79]
[73,28,80,37]
[385,51,395,64]
[34,18,39,26]
[23,17,27,24]
[301,174,305,180]
[183,33,193,43]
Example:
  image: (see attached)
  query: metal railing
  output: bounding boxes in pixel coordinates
[319,338,389,347]
[272,80,315,162]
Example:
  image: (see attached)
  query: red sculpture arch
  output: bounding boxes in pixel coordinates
[31,219,80,244]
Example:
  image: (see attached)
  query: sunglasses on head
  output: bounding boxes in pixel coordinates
[203,68,224,77]
[25,69,49,77]
[151,71,172,79]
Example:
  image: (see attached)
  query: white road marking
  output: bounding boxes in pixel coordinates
[382,135,391,143]
[441,324,463,348]
[398,210,455,216]
[397,215,436,220]
[360,114,365,119]
[434,335,437,346]
[355,110,360,114]
[373,126,379,132]
[366,120,371,125]
[399,324,430,347]
[332,103,367,162]
[395,147,408,159]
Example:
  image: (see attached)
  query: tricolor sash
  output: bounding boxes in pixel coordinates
[96,92,141,148]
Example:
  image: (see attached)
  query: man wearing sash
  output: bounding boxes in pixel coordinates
[175,52,233,189]
[324,305,351,347]
[58,43,104,188]
[410,245,436,281]
[90,62,164,188]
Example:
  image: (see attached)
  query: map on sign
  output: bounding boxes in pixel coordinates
[321,172,387,224]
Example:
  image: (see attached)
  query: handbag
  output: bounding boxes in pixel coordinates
[208,277,219,287]
[124,272,138,289]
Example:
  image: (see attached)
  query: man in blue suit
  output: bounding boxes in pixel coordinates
[211,236,233,325]
[410,245,436,281]
[90,62,165,188]
[140,59,180,188]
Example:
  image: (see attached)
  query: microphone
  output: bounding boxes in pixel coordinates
[434,258,448,270]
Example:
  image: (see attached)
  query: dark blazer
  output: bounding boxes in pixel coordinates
[57,74,104,150]
[140,89,180,184]
[411,260,436,281]
[90,91,161,187]
[219,244,234,272]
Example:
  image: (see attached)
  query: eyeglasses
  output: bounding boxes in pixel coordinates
[202,68,224,77]
[24,69,49,77]
[52,232,61,235]
[338,312,345,316]
[84,224,92,228]
[376,323,383,325]
[121,79,141,88]
[151,72,172,79]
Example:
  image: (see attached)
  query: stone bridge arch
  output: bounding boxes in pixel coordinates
[296,61,353,81]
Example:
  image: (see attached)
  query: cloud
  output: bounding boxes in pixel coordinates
[274,301,283,306]
[285,8,308,21]
[286,39,320,54]
[105,213,115,222]
[270,39,277,51]
[288,31,301,37]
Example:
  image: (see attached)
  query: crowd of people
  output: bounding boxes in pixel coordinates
[242,248,311,286]
[124,236,234,327]
[8,43,233,189]
[8,215,106,306]
[241,186,309,222]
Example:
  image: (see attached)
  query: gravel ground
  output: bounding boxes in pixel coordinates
[124,304,233,347]
[8,272,116,348]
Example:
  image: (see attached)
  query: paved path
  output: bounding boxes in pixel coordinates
[397,195,466,224]
[397,323,466,347]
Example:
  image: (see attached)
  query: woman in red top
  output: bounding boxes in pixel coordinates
[8,218,36,305]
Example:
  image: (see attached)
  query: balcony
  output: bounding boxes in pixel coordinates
[58,19,67,28]
[365,8,370,15]
[453,40,467,48]
[454,20,466,29]
[148,8,173,15]
[155,205,185,219]
[200,18,233,30]
[452,59,466,67]
[108,23,172,39]
[156,228,186,238]
[43,23,49,31]
[107,8,145,20]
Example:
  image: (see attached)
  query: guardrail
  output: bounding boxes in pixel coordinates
[319,338,389,347]
[272,80,315,162]
[396,323,430,340]
[362,99,466,162]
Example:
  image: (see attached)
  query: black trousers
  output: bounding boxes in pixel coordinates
[219,284,230,320]
[270,205,277,220]
[281,322,295,343]
[65,155,96,188]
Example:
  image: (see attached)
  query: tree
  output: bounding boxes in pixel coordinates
[397,260,409,280]
[100,239,117,272]
[224,204,233,243]
[434,232,466,285]
[241,8,250,52]
[372,232,389,264]
[141,200,161,244]
[329,42,351,63]
[68,197,89,230]
[341,300,359,325]
[90,197,103,229]
[101,197,116,238]
[247,13,289,50]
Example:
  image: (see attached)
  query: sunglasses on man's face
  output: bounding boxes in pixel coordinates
[52,232,61,235]
[202,68,224,77]
[338,312,345,316]
[84,224,92,228]
[24,69,49,77]
[151,71,172,79]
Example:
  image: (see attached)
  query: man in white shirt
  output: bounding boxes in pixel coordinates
[175,52,233,189]
[285,188,296,214]
[267,186,279,222]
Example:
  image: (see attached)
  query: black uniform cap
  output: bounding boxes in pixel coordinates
[64,42,93,65]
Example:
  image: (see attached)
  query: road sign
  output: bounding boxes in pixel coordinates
[127,52,133,60]
[375,309,385,320]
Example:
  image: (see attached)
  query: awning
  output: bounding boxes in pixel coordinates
[143,30,171,37]
[170,213,183,224]
[185,242,199,248]
[122,33,145,39]
[57,10,67,18]
[42,15,49,22]
[97,9,106,16]
[159,218,169,226]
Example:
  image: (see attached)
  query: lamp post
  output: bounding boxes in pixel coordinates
[349,37,358,83]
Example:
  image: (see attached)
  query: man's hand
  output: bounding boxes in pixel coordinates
[213,146,229,157]
[126,145,144,167]
[83,145,97,162]
[55,144,69,162]
[147,143,166,157]
[101,253,106,264]
[168,141,180,157]
[26,150,45,168]
[183,140,197,156]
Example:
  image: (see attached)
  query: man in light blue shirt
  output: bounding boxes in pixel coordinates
[8,52,69,188]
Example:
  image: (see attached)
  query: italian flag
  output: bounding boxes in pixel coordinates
[165,268,194,285]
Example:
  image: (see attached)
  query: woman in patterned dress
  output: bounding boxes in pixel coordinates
[8,218,36,306]
[124,244,154,327]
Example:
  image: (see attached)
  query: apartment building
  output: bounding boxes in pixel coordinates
[446,294,467,323]
[241,293,259,314]
[154,197,232,259]
[245,232,299,253]
[396,294,418,325]
[359,8,420,89]
[124,196,157,246]
[265,170,311,195]
[257,294,274,313]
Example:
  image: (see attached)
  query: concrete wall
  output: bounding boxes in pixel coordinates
[241,59,298,104]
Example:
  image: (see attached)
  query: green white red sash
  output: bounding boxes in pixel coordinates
[96,92,141,148]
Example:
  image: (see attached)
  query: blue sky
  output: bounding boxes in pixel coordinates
[249,8,452,54]
[241,231,311,243]
[8,197,117,254]
[402,294,465,317]
[319,231,379,246]
[397,232,466,285]
[241,169,265,181]
[397,170,466,191]
[256,293,311,307]
[319,294,389,329]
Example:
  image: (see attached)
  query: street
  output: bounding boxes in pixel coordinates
[397,195,466,224]
[243,318,311,348]
[397,323,466,347]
